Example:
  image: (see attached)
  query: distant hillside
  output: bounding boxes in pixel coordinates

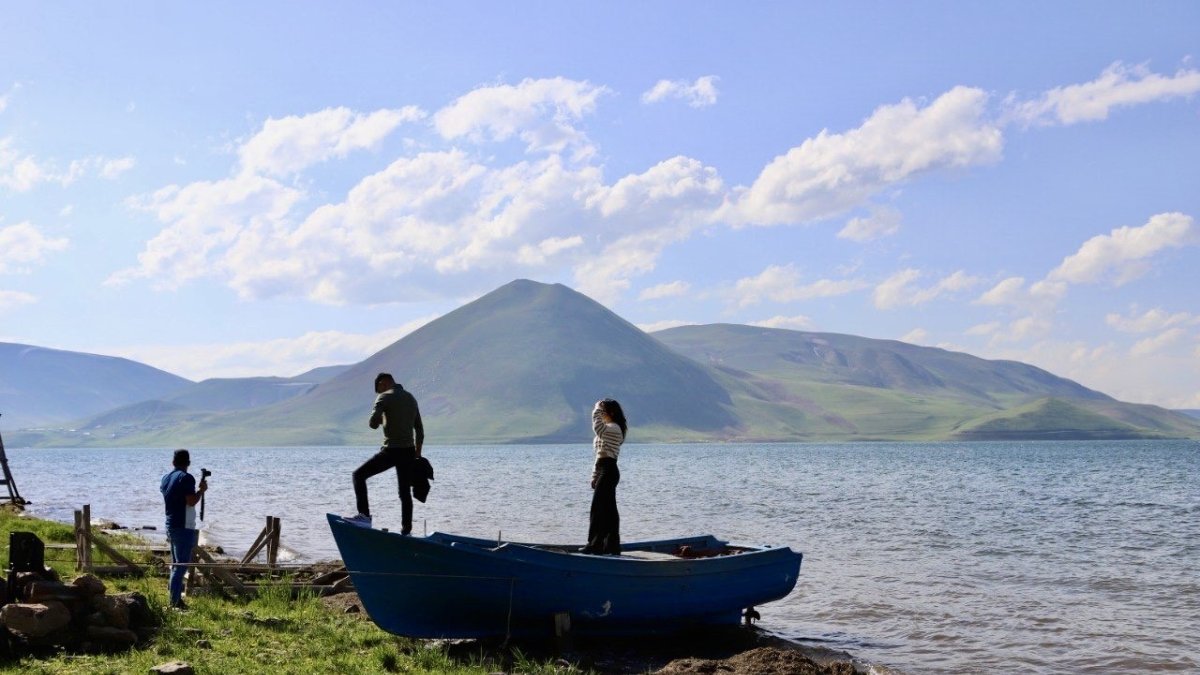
[1177,409,1200,421]
[652,324,1200,441]
[164,376,323,412]
[0,342,192,427]
[951,398,1153,440]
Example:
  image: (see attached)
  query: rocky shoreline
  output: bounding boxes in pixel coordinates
[322,592,865,674]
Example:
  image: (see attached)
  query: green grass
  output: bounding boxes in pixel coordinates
[0,510,584,674]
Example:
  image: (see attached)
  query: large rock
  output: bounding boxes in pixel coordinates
[1,601,72,638]
[86,624,138,646]
[91,595,131,629]
[117,592,157,630]
[72,574,108,598]
[27,580,82,604]
[150,661,195,675]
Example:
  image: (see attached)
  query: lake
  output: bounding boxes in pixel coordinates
[8,441,1199,673]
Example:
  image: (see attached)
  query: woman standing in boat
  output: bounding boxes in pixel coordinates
[583,398,627,555]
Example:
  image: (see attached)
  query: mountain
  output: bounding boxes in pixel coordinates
[0,342,192,427]
[220,279,738,444]
[1177,409,1200,421]
[651,324,1200,441]
[41,280,738,446]
[162,368,347,413]
[7,281,1199,446]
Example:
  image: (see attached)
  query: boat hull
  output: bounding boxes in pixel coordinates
[327,514,802,638]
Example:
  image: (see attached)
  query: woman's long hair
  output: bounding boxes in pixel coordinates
[600,399,628,439]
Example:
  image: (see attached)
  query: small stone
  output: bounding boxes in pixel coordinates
[343,604,360,614]
[150,661,195,675]
[196,639,212,649]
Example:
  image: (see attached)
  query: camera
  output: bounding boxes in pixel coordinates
[201,468,212,479]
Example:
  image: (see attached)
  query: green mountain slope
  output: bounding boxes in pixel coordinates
[0,342,192,427]
[952,398,1152,440]
[652,324,1200,441]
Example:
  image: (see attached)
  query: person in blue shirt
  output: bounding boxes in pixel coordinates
[160,449,207,610]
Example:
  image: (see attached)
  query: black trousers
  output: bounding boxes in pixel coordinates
[587,457,621,554]
[353,446,415,532]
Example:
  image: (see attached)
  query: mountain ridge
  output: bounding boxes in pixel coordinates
[4,280,1198,445]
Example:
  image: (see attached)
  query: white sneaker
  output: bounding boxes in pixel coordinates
[344,513,372,528]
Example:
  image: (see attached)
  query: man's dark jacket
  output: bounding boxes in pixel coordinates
[412,457,434,503]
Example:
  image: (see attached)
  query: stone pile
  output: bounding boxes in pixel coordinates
[1,569,159,652]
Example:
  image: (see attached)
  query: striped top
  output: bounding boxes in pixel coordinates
[592,403,624,480]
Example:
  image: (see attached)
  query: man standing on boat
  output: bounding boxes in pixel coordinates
[160,449,206,610]
[346,372,424,532]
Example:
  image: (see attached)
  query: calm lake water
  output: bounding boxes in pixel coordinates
[8,441,1199,674]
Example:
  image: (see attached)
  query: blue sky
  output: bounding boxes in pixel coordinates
[2,3,1198,408]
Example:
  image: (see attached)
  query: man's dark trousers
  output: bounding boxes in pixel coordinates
[353,446,416,533]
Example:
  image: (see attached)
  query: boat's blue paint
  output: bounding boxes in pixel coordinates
[327,513,802,638]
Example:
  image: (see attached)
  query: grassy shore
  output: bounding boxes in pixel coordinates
[0,510,574,674]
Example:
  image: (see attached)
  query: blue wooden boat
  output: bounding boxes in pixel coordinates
[327,513,802,639]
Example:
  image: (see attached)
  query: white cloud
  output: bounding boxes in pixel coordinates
[730,264,867,308]
[1009,62,1200,127]
[639,281,691,301]
[238,106,424,177]
[641,75,720,108]
[637,319,692,333]
[726,86,1003,226]
[574,157,726,302]
[750,315,816,331]
[965,321,1001,336]
[0,138,49,191]
[516,236,584,266]
[1047,212,1196,286]
[105,318,436,381]
[838,206,901,242]
[0,84,15,114]
[976,276,1025,306]
[986,315,1055,344]
[110,173,305,289]
[1106,307,1197,333]
[1130,327,1188,357]
[873,269,980,309]
[0,289,36,310]
[59,205,74,217]
[0,222,70,273]
[433,77,608,156]
[2,141,139,191]
[100,156,136,179]
[900,328,929,344]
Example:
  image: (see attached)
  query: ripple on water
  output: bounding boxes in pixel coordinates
[9,440,1200,674]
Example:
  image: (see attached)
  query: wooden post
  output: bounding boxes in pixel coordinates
[239,517,276,566]
[73,510,83,571]
[83,504,93,572]
[193,547,247,595]
[269,516,281,567]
